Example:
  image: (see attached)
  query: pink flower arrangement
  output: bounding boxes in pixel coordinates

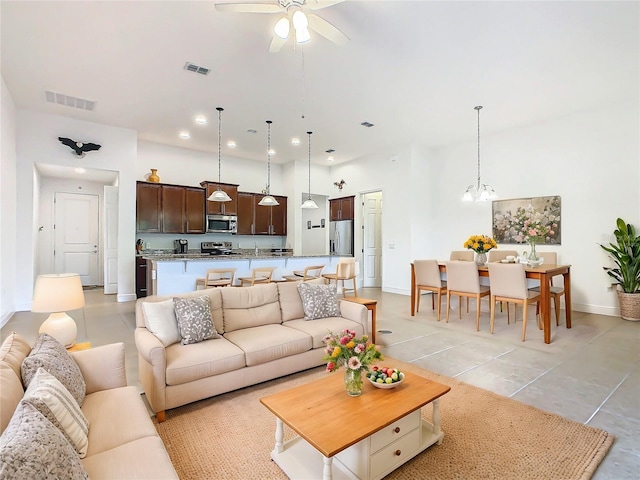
[322,329,382,374]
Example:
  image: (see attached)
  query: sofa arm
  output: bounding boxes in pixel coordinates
[134,327,168,415]
[70,343,126,395]
[338,300,368,337]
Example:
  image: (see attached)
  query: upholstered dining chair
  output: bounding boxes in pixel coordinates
[198,268,236,288]
[414,259,447,321]
[238,267,275,287]
[488,263,541,341]
[322,258,357,297]
[449,251,474,261]
[283,265,325,282]
[445,261,490,331]
[487,250,518,262]
[529,251,565,326]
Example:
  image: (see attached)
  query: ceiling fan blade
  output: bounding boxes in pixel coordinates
[304,0,345,11]
[269,34,287,53]
[214,2,283,13]
[308,14,349,45]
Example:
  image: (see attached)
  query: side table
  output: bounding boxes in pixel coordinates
[341,297,378,343]
[67,341,91,352]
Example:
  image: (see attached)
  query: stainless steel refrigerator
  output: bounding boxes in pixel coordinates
[329,220,354,256]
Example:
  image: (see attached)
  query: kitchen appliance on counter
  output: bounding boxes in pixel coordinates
[201,241,238,256]
[329,220,354,256]
[206,214,237,234]
[174,239,188,254]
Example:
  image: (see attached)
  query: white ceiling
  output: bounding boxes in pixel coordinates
[2,1,638,166]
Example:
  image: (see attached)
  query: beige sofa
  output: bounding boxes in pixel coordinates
[0,333,178,479]
[135,280,368,421]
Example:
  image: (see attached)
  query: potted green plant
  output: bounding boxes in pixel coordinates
[600,218,640,321]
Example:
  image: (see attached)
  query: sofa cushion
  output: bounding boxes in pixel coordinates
[224,324,312,366]
[284,318,365,349]
[173,295,219,345]
[0,365,24,435]
[221,284,282,332]
[297,282,340,320]
[21,333,86,406]
[23,367,89,457]
[165,336,246,386]
[81,436,178,479]
[142,298,181,346]
[0,401,88,479]
[277,280,306,321]
[81,386,159,457]
[0,332,32,378]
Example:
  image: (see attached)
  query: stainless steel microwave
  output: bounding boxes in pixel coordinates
[206,214,237,234]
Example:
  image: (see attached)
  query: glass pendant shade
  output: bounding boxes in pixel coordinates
[259,120,279,206]
[209,106,231,202]
[301,131,318,209]
[274,17,290,39]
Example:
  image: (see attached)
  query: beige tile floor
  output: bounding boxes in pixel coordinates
[2,287,638,479]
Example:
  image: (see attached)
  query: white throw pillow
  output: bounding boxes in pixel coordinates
[142,299,181,346]
[22,367,89,458]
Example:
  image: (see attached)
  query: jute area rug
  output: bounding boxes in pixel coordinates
[154,358,613,480]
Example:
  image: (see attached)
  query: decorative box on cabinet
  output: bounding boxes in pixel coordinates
[330,195,354,221]
[200,181,239,215]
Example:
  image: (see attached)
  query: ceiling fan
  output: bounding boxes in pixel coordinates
[214,0,349,52]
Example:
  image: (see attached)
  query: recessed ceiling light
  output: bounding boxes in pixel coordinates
[179,131,190,139]
[327,156,334,162]
[291,137,300,146]
[227,140,236,148]
[268,148,276,155]
[75,168,86,174]
[195,115,207,125]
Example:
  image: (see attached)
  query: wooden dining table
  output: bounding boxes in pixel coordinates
[410,262,572,344]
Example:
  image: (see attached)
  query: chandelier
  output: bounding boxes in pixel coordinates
[462,106,497,202]
[208,107,232,202]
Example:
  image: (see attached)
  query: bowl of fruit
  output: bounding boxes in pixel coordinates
[367,366,405,389]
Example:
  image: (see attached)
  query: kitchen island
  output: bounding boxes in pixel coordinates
[142,254,349,296]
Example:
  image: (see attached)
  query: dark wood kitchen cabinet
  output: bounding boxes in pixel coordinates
[329,195,354,221]
[136,181,205,234]
[237,192,287,235]
[200,181,239,216]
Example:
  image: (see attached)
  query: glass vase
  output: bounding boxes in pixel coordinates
[475,252,487,266]
[528,241,538,262]
[344,368,363,397]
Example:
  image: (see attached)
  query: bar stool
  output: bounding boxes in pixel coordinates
[322,259,357,297]
[283,265,325,282]
[237,267,275,286]
[195,268,236,289]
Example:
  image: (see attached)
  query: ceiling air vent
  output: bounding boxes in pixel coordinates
[184,62,210,76]
[360,121,374,128]
[44,91,96,111]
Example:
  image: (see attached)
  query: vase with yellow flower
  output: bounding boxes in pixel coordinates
[464,234,498,266]
[323,329,383,396]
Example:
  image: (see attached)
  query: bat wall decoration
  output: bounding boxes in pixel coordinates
[58,137,101,157]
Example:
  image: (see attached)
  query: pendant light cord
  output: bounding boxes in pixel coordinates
[307,131,312,200]
[266,120,272,194]
[475,105,482,190]
[217,107,223,187]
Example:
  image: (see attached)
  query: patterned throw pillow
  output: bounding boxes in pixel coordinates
[173,296,220,345]
[0,401,89,479]
[23,367,89,458]
[297,283,340,320]
[21,334,86,406]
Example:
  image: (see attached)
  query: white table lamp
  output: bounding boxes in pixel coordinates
[32,273,85,348]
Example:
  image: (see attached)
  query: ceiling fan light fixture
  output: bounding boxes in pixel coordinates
[292,10,308,30]
[295,26,311,43]
[274,17,290,39]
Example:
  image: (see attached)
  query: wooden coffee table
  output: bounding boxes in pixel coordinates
[260,370,450,480]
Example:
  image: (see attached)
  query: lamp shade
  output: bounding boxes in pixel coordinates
[32,273,85,348]
[208,189,232,202]
[258,195,279,206]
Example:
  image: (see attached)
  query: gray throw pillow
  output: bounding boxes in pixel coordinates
[21,333,86,406]
[173,296,219,345]
[0,401,89,479]
[297,283,341,320]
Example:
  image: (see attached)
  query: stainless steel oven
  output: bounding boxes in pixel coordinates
[206,214,237,234]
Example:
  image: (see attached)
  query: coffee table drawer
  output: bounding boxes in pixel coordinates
[370,427,420,478]
[370,409,420,453]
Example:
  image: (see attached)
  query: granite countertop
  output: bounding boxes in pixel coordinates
[137,251,339,261]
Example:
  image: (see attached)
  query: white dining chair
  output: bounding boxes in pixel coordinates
[445,261,490,331]
[414,259,447,321]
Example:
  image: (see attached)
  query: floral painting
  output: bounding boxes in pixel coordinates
[492,196,561,245]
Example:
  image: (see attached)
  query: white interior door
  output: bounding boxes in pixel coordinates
[363,191,383,287]
[103,186,118,294]
[54,192,100,286]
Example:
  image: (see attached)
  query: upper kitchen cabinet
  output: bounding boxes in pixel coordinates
[136,181,205,234]
[200,181,238,215]
[329,195,354,221]
[237,192,287,235]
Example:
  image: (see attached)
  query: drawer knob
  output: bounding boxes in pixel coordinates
[394,427,400,433]
[395,450,402,456]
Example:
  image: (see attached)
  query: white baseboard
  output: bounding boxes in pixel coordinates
[117,293,137,303]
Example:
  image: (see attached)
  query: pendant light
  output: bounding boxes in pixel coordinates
[208,107,232,202]
[301,131,318,209]
[462,106,497,202]
[258,120,279,206]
